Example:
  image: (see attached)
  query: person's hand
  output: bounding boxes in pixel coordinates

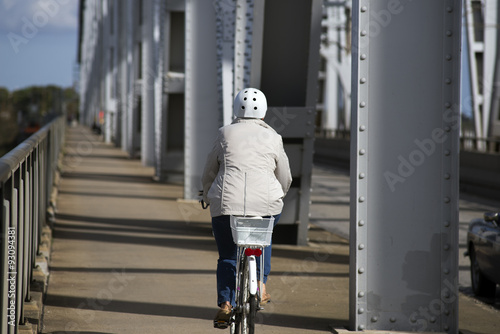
[198,190,209,209]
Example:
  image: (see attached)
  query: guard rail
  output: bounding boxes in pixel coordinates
[1,116,65,334]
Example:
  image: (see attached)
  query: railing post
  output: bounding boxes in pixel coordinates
[0,117,64,333]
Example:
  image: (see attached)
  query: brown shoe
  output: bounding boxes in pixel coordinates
[213,308,231,329]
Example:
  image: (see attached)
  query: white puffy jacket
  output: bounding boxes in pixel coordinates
[201,118,292,217]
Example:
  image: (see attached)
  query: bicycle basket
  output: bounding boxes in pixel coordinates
[230,216,275,246]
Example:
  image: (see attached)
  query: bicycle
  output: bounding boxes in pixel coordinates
[227,215,275,334]
[200,194,274,333]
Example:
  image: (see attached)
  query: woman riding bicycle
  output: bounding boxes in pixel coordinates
[201,88,292,328]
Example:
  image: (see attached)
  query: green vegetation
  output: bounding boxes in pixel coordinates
[0,85,79,157]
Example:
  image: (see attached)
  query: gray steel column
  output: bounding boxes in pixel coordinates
[214,0,265,124]
[118,0,134,153]
[215,0,236,125]
[350,0,461,332]
[103,0,113,144]
[125,0,138,158]
[464,0,485,142]
[321,2,352,132]
[153,0,166,181]
[483,0,497,138]
[233,0,253,95]
[487,0,500,137]
[184,0,220,199]
[141,0,156,166]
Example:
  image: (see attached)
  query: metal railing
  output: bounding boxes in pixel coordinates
[315,128,351,140]
[1,116,65,334]
[316,128,500,154]
[460,136,500,153]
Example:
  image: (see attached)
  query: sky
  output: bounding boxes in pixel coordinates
[0,0,473,118]
[0,0,79,91]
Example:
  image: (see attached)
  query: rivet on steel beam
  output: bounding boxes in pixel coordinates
[360,77,367,84]
[445,126,451,132]
[358,243,365,250]
[443,291,451,298]
[371,316,378,322]
[359,149,366,155]
[444,150,451,156]
[359,196,365,203]
[446,30,453,37]
[446,54,452,61]
[360,54,367,60]
[444,309,450,316]
[358,325,365,331]
[445,102,452,108]
[444,220,450,227]
[444,244,450,250]
[410,315,417,323]
[360,101,366,108]
[358,291,365,297]
[359,173,366,179]
[358,308,365,314]
[444,173,451,180]
[430,316,436,323]
[445,78,452,84]
[358,220,365,226]
[359,125,366,131]
[444,268,450,274]
[390,317,396,323]
[446,6,453,13]
[360,30,367,36]
[444,325,450,331]
[444,197,450,203]
[361,6,367,12]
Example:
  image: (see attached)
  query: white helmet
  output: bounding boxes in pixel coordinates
[233,88,267,119]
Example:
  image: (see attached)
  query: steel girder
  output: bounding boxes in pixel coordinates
[320,1,352,133]
[464,0,500,141]
[350,0,462,332]
[141,0,157,167]
[208,0,322,244]
[184,0,221,199]
[486,0,500,137]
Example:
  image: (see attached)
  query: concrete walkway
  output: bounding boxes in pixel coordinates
[41,125,499,334]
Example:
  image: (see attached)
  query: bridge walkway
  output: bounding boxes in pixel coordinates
[41,125,349,334]
[41,125,500,334]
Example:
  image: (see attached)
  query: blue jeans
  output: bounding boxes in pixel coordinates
[212,214,280,307]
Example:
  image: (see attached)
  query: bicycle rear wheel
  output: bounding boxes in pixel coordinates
[240,256,257,334]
